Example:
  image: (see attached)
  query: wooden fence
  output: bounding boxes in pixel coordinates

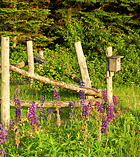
[0,37,104,130]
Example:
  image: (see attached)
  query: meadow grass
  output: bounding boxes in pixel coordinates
[0,83,140,156]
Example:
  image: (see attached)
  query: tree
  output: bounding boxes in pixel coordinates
[0,0,56,49]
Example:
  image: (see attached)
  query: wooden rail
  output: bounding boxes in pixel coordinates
[0,98,104,108]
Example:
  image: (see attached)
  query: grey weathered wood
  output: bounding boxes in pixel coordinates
[10,78,30,86]
[74,41,92,99]
[74,41,92,89]
[0,98,104,108]
[66,72,82,83]
[27,41,34,88]
[1,37,10,131]
[0,64,102,97]
[106,47,114,103]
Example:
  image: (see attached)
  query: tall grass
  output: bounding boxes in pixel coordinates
[0,84,139,156]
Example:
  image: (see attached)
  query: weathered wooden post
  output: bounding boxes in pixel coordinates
[27,41,34,88]
[106,47,124,103]
[106,47,114,103]
[1,37,10,131]
[74,41,92,98]
[39,50,43,69]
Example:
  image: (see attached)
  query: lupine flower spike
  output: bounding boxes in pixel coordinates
[10,117,15,130]
[102,89,108,102]
[0,124,7,156]
[88,99,93,118]
[27,102,40,131]
[39,96,45,118]
[79,81,89,142]
[101,114,108,133]
[107,104,114,125]
[53,86,61,128]
[113,94,120,113]
[14,88,22,122]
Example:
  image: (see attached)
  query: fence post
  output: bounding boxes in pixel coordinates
[106,47,114,103]
[27,41,34,88]
[39,50,43,69]
[74,41,92,98]
[1,37,10,131]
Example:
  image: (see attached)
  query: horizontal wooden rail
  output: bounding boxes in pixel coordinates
[0,64,102,97]
[0,98,104,108]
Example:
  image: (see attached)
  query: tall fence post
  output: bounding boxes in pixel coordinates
[1,37,10,131]
[27,41,34,88]
[106,47,114,103]
[74,41,92,98]
[39,50,43,70]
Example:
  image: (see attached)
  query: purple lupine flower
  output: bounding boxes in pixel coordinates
[79,90,86,99]
[40,96,45,104]
[101,114,108,133]
[87,144,91,147]
[98,104,103,113]
[0,149,7,156]
[47,109,52,114]
[14,88,21,107]
[102,89,108,102]
[10,117,15,128]
[15,107,22,121]
[82,105,89,120]
[95,101,100,110]
[39,96,45,117]
[79,81,86,99]
[14,88,22,121]
[107,104,114,124]
[39,104,45,118]
[88,99,93,116]
[80,81,86,89]
[57,104,61,114]
[53,86,59,100]
[81,100,86,107]
[0,124,6,145]
[27,103,40,130]
[69,102,74,109]
[113,95,118,106]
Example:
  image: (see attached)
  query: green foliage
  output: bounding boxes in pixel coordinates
[0,0,139,94]
[53,1,140,86]
[0,0,55,49]
[34,44,80,95]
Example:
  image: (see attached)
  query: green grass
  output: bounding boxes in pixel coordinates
[0,84,140,156]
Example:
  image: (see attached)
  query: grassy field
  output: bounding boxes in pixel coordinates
[0,82,140,156]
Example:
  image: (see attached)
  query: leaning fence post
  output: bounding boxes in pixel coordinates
[27,41,34,88]
[1,36,10,131]
[106,47,114,103]
[74,41,92,98]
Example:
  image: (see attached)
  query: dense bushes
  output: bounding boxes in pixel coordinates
[0,0,139,93]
